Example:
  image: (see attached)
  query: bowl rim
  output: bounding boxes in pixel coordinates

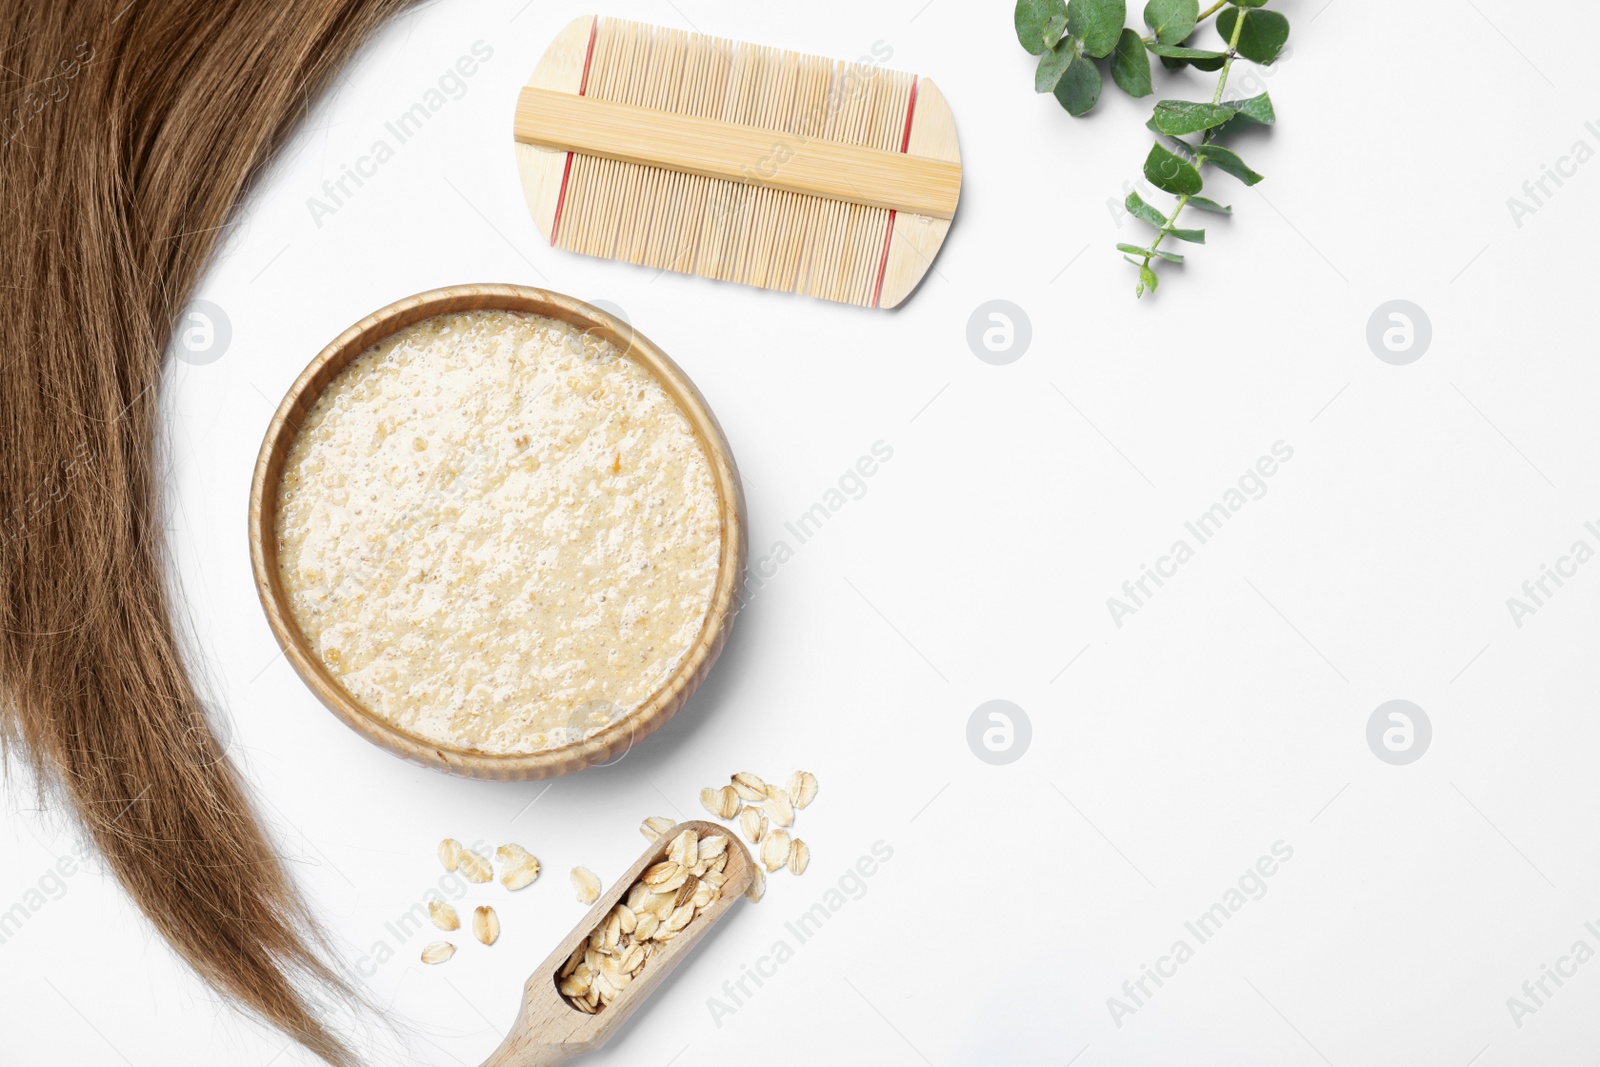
[247,283,747,781]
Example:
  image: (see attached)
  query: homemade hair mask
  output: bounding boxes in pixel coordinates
[251,286,746,779]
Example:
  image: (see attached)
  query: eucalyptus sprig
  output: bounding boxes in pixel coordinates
[1015,0,1292,296]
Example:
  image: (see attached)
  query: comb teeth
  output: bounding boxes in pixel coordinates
[550,19,918,308]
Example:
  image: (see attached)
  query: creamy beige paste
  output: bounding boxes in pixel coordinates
[276,310,722,755]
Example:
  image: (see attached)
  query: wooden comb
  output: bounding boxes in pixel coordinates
[513,17,962,309]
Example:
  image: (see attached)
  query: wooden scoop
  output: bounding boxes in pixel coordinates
[480,821,756,1066]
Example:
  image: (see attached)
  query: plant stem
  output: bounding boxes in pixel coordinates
[1142,194,1190,267]
[1137,3,1249,294]
[1211,3,1248,102]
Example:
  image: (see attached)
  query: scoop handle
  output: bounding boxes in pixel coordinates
[479,1032,572,1067]
[477,991,593,1067]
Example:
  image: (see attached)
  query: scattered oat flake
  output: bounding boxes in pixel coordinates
[437,838,462,872]
[699,787,722,818]
[739,805,766,844]
[640,816,675,840]
[761,791,794,828]
[760,829,791,872]
[716,785,741,819]
[788,838,810,875]
[421,942,456,964]
[731,772,767,802]
[746,863,767,902]
[428,900,460,931]
[572,866,602,905]
[788,771,819,809]
[473,905,500,946]
[498,844,541,890]
[457,848,492,883]
[496,842,532,864]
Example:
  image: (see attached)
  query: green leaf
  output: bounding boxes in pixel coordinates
[1144,120,1199,156]
[1148,43,1226,69]
[1217,7,1290,64]
[1068,0,1127,59]
[1142,0,1198,45]
[1140,262,1160,293]
[1164,135,1200,158]
[1226,91,1276,125]
[1118,242,1184,263]
[1151,99,1236,135]
[1053,49,1104,114]
[1015,0,1069,54]
[1147,44,1225,58]
[1109,28,1153,97]
[1228,0,1269,7]
[1186,195,1233,214]
[1211,91,1275,138]
[1042,13,1070,47]
[1034,41,1074,92]
[1197,143,1264,184]
[1125,191,1168,227]
[1144,143,1203,195]
[1162,226,1205,243]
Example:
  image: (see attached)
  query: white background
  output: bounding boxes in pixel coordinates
[5,0,1600,1064]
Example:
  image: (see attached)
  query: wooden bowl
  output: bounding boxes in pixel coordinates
[248,284,747,781]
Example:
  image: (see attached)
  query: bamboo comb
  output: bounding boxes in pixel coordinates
[513,17,962,309]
